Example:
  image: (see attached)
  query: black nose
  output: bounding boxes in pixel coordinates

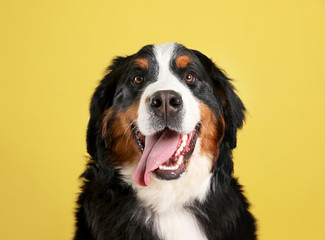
[149,90,183,119]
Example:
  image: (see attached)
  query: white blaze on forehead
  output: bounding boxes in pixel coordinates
[137,43,200,136]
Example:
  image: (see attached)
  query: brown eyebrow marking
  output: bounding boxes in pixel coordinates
[134,58,149,69]
[175,55,191,68]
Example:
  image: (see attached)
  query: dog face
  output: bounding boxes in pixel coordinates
[87,43,245,190]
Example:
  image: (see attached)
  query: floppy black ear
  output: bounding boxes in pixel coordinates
[213,67,245,149]
[192,50,245,149]
[86,56,129,157]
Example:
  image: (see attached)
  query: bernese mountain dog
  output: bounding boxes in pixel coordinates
[74,43,257,240]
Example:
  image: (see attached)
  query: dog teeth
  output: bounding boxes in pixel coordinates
[176,134,188,155]
[158,155,184,171]
[182,134,188,142]
[177,155,184,165]
[176,146,183,155]
[158,165,167,170]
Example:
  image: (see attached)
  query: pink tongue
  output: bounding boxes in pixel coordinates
[132,129,180,186]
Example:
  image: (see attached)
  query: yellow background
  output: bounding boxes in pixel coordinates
[1,0,324,239]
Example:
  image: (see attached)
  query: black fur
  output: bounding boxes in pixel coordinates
[75,44,257,240]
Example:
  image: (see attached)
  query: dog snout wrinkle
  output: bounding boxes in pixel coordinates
[149,90,183,122]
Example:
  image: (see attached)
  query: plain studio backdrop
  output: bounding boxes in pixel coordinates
[0,0,324,239]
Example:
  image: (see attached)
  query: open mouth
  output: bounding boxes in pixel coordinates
[131,123,200,186]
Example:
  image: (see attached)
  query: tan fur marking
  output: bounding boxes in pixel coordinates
[134,58,149,69]
[175,55,191,68]
[199,103,225,166]
[101,100,141,164]
[102,108,114,139]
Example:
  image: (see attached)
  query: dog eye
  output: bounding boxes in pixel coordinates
[133,75,144,84]
[184,73,196,83]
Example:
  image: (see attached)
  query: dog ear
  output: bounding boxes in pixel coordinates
[86,56,129,157]
[192,50,245,149]
[213,68,245,149]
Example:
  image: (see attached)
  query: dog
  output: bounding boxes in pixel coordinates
[74,43,257,240]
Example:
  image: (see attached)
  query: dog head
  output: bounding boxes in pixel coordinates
[87,43,245,188]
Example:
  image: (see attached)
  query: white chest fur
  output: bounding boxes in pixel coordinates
[155,207,207,240]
